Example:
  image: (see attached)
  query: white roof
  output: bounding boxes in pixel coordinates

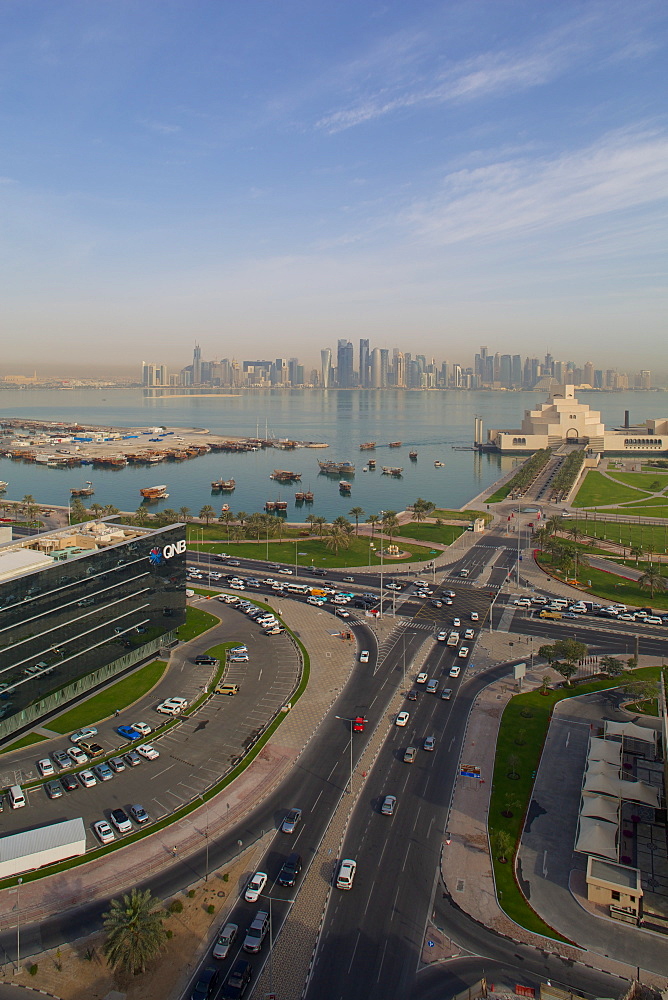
[575,817,618,860]
[588,737,622,765]
[604,720,657,744]
[0,548,53,581]
[0,818,85,864]
[580,793,620,823]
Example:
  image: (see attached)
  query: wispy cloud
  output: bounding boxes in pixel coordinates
[403,128,668,246]
[138,119,181,135]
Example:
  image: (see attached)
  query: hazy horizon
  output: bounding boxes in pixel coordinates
[2,1,667,373]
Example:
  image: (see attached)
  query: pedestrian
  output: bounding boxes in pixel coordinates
[172,846,178,858]
[114,708,120,717]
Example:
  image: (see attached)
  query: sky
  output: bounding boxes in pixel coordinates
[1,0,667,377]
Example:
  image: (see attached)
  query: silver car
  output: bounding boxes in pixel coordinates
[281,808,302,834]
[212,922,238,960]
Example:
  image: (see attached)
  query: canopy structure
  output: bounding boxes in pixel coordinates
[575,817,618,860]
[583,772,623,797]
[604,720,657,744]
[585,759,620,779]
[588,737,622,765]
[580,793,620,823]
[618,780,660,807]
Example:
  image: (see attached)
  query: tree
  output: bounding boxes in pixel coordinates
[333,515,353,533]
[102,888,166,976]
[69,498,87,523]
[159,508,179,525]
[540,675,551,694]
[502,793,520,818]
[491,830,514,864]
[218,510,235,538]
[365,514,380,539]
[638,565,666,598]
[412,498,435,523]
[325,525,351,556]
[553,661,577,685]
[133,506,149,526]
[178,506,191,523]
[538,639,588,685]
[545,514,564,536]
[533,527,550,551]
[235,511,248,526]
[103,504,120,516]
[89,502,104,518]
[600,655,625,676]
[349,506,365,535]
[198,505,215,525]
[381,511,399,542]
[312,515,327,537]
[506,754,520,780]
[630,545,643,566]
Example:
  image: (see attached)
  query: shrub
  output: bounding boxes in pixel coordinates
[168,899,184,914]
[206,904,215,915]
[29,964,38,976]
[187,889,196,898]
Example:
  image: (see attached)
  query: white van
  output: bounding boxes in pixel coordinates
[8,784,25,809]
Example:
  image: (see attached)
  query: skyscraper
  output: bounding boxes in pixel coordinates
[192,343,202,385]
[320,349,332,389]
[337,339,354,388]
[359,339,370,388]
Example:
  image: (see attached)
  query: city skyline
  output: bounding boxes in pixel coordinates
[1,2,668,372]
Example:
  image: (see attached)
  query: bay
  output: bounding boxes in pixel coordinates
[0,389,660,521]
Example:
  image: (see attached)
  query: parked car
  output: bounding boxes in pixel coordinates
[109,756,126,773]
[78,769,97,787]
[130,804,150,824]
[116,725,141,740]
[60,773,79,792]
[52,750,72,770]
[124,750,142,767]
[131,722,152,736]
[110,808,132,834]
[70,727,98,744]
[93,820,115,845]
[136,744,159,760]
[213,922,238,960]
[45,780,63,799]
[37,758,55,777]
[93,762,114,781]
[68,746,88,766]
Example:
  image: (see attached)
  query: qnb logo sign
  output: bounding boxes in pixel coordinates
[150,539,187,564]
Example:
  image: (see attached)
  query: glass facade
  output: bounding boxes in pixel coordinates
[0,521,186,739]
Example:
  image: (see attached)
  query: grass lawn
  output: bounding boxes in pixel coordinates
[189,523,308,540]
[490,666,663,940]
[613,505,668,519]
[431,508,493,523]
[188,534,433,567]
[536,552,668,610]
[0,732,48,755]
[487,483,513,502]
[573,470,649,508]
[395,521,465,544]
[625,698,658,716]
[177,605,220,641]
[605,471,668,491]
[571,517,668,552]
[617,496,668,507]
[45,660,168,734]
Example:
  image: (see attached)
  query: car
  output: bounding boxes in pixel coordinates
[61,773,80,792]
[213,921,239,961]
[191,966,220,1000]
[79,741,104,757]
[156,700,184,715]
[37,757,55,777]
[449,665,461,678]
[359,650,369,663]
[562,612,577,619]
[278,567,293,575]
[52,750,72,770]
[109,756,126,773]
[431,600,443,608]
[336,858,357,890]
[88,765,110,785]
[353,716,366,731]
[78,769,97,787]
[45,779,63,799]
[94,820,115,845]
[67,745,88,766]
[70,727,98,744]
[264,626,284,635]
[407,689,418,701]
[381,795,396,816]
[124,750,142,767]
[110,808,132,834]
[424,735,436,751]
[281,808,302,834]
[441,688,453,700]
[464,628,475,640]
[229,582,245,590]
[437,630,448,642]
[458,645,470,658]
[403,746,417,763]
[243,909,270,953]
[230,644,248,653]
[131,722,152,736]
[244,871,268,903]
[227,559,241,567]
[130,804,150,824]
[222,959,252,999]
[386,582,402,590]
[416,672,428,684]
[137,743,159,760]
[194,655,219,666]
[426,679,439,694]
[229,654,249,663]
[395,711,409,726]
[453,617,461,627]
[116,725,141,741]
[335,609,351,618]
[444,598,453,605]
[277,851,302,887]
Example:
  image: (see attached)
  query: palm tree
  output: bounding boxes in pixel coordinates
[235,511,248,527]
[102,887,166,976]
[89,502,104,518]
[312,515,327,537]
[545,514,564,537]
[333,515,353,532]
[160,508,179,525]
[349,506,365,535]
[325,525,351,556]
[133,506,149,526]
[366,514,379,540]
[381,511,399,542]
[218,510,235,539]
[305,513,318,533]
[103,504,120,516]
[198,504,216,525]
[533,526,550,551]
[638,565,666,598]
[412,498,435,523]
[178,506,191,523]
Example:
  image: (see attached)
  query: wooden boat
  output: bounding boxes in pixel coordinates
[265,500,288,512]
[295,490,314,502]
[221,504,230,513]
[389,441,401,448]
[359,442,376,450]
[270,469,302,482]
[367,459,376,469]
[409,451,418,460]
[318,460,355,475]
[140,484,169,499]
[339,480,352,492]
[381,467,403,476]
[211,478,236,490]
[434,461,445,468]
[70,481,94,497]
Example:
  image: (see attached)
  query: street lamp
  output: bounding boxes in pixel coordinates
[335,716,355,793]
[199,794,209,882]
[379,511,385,618]
[16,876,22,970]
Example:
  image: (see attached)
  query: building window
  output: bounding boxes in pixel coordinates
[611,891,621,901]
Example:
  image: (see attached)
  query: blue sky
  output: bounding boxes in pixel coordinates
[1,1,667,375]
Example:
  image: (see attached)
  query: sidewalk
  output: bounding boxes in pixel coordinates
[440,642,668,992]
[0,599,399,934]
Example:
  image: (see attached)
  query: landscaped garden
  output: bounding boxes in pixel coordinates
[572,470,649,508]
[187,532,434,567]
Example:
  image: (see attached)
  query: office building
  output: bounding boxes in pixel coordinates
[0,519,186,740]
[192,344,202,385]
[337,340,354,388]
[320,349,332,389]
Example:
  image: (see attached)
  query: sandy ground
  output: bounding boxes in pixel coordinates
[1,837,270,1000]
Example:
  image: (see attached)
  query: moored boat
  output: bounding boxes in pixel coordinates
[70,481,94,497]
[318,460,355,475]
[409,450,418,460]
[339,480,352,492]
[359,442,376,450]
[270,469,302,481]
[381,466,403,476]
[140,484,169,499]
[434,461,445,467]
[211,478,236,490]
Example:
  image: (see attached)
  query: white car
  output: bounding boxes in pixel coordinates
[336,858,357,890]
[94,820,115,845]
[37,758,55,777]
[437,631,448,642]
[359,650,369,663]
[136,743,159,760]
[70,727,98,744]
[79,769,97,787]
[156,698,188,715]
[464,629,475,640]
[470,612,479,621]
[449,665,461,678]
[416,672,428,684]
[131,722,152,736]
[68,746,88,766]
[244,871,268,903]
[453,617,461,627]
[458,646,470,658]
[395,711,410,727]
[110,808,133,834]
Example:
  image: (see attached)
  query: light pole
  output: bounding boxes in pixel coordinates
[516,505,522,589]
[335,716,355,793]
[199,794,209,882]
[16,876,22,970]
[379,511,385,618]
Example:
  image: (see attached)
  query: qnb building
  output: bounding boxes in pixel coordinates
[0,519,186,740]
[487,383,668,455]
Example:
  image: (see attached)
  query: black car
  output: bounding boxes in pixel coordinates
[222,959,252,999]
[191,966,220,1000]
[60,773,79,792]
[194,655,219,666]
[407,689,419,701]
[278,851,302,887]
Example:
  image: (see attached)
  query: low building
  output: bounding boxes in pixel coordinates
[487,383,668,454]
[0,818,86,878]
[0,518,186,740]
[585,856,643,921]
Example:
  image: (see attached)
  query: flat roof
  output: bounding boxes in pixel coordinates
[0,548,53,582]
[0,817,86,863]
[588,857,641,890]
